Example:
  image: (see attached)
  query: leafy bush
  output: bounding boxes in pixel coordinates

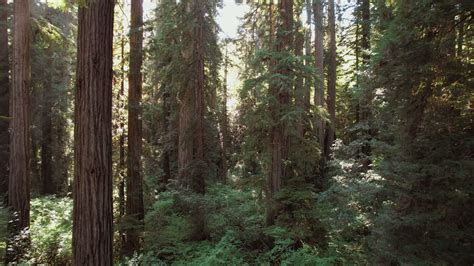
[26,196,73,264]
[143,184,343,264]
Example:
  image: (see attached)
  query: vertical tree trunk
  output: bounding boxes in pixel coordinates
[191,0,206,240]
[125,0,144,256]
[313,0,325,157]
[295,28,305,138]
[326,0,336,158]
[219,46,230,184]
[118,37,126,255]
[177,0,206,239]
[303,0,312,114]
[161,90,171,188]
[40,47,54,195]
[7,0,30,262]
[359,0,371,168]
[0,0,9,204]
[267,0,293,226]
[73,0,114,264]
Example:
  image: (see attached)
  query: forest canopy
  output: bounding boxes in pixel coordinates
[0,0,472,265]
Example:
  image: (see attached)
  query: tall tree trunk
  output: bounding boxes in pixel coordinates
[40,47,54,195]
[73,0,115,264]
[125,0,144,256]
[7,0,31,262]
[118,37,126,255]
[219,46,230,184]
[191,0,206,239]
[177,0,206,239]
[303,0,312,115]
[313,0,325,157]
[295,27,305,138]
[359,0,371,168]
[326,0,336,158]
[266,0,293,226]
[0,0,9,204]
[161,90,171,189]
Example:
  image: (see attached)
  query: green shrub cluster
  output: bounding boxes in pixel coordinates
[26,196,73,264]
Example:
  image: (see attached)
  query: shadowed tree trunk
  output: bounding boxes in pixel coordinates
[177,0,206,240]
[40,47,54,195]
[125,0,144,256]
[219,45,230,184]
[359,0,372,169]
[118,37,126,255]
[0,0,9,204]
[266,0,293,226]
[6,0,31,262]
[326,0,336,158]
[313,0,325,158]
[73,0,115,264]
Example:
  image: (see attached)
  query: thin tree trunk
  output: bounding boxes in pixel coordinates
[313,0,325,157]
[219,46,230,183]
[161,90,171,188]
[326,0,336,158]
[0,0,9,204]
[359,0,371,169]
[303,0,312,115]
[73,0,115,264]
[295,28,305,138]
[7,0,31,262]
[125,0,144,256]
[118,37,126,255]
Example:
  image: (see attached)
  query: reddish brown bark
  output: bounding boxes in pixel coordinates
[0,0,9,204]
[7,0,31,262]
[177,0,206,239]
[73,0,115,264]
[313,0,325,156]
[125,0,144,256]
[118,37,126,255]
[326,0,337,157]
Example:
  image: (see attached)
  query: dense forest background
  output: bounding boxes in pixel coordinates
[0,0,472,264]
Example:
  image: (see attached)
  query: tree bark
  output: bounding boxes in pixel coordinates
[73,0,115,264]
[7,0,31,262]
[326,0,336,158]
[266,0,293,226]
[219,46,230,184]
[118,37,126,255]
[295,27,305,138]
[359,0,371,168]
[177,0,206,239]
[0,0,9,204]
[125,0,144,256]
[40,47,54,195]
[313,0,325,157]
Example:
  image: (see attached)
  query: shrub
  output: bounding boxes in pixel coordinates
[26,196,73,265]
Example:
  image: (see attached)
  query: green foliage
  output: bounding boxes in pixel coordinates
[26,196,73,265]
[0,205,7,261]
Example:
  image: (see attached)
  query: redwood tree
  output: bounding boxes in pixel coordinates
[7,0,31,262]
[73,0,115,264]
[125,0,144,256]
[326,0,336,157]
[313,0,325,157]
[177,0,206,239]
[266,0,293,226]
[0,0,9,203]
